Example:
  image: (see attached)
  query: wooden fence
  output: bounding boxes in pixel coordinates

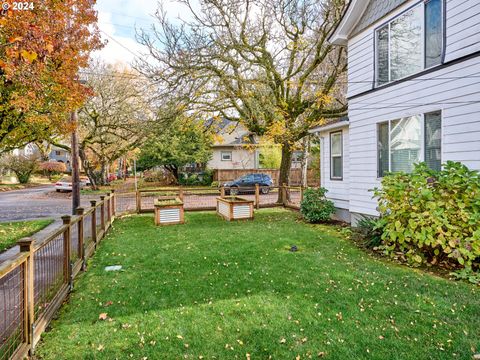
[213,169,320,186]
[0,192,116,360]
[135,185,304,213]
[0,185,305,359]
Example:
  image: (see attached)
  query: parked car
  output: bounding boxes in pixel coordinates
[55,176,90,192]
[223,174,273,195]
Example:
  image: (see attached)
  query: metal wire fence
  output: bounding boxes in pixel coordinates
[33,232,65,321]
[0,262,26,360]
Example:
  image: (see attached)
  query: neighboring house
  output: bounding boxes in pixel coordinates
[11,143,72,171]
[48,145,71,171]
[310,0,480,224]
[207,119,260,170]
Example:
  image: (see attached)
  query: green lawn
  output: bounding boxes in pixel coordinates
[36,210,479,359]
[0,219,53,252]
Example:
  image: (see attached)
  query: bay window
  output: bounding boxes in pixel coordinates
[377,111,442,177]
[376,0,443,85]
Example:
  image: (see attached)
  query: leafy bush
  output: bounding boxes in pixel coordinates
[300,187,335,223]
[1,155,39,184]
[39,161,67,180]
[211,181,219,188]
[373,161,480,270]
[143,170,169,183]
[356,215,384,249]
[179,170,214,186]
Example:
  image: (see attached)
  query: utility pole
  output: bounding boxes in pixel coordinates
[70,109,80,214]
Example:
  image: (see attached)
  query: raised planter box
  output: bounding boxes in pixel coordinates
[216,196,254,221]
[154,198,184,226]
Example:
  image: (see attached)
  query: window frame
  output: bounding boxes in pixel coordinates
[377,111,442,178]
[330,131,343,181]
[220,151,232,161]
[374,0,444,87]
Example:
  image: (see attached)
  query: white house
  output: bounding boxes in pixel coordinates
[207,119,260,170]
[310,0,480,224]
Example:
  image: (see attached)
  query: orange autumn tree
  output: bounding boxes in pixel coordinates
[0,0,103,152]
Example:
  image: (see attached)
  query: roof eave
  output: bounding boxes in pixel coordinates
[309,120,350,134]
[328,0,371,45]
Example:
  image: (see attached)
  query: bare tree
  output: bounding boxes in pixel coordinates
[137,0,347,202]
[55,62,154,189]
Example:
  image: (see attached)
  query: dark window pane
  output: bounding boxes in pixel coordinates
[376,25,389,84]
[332,157,342,178]
[425,111,442,171]
[425,0,442,68]
[378,122,389,177]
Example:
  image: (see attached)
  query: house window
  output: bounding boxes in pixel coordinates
[375,0,443,85]
[55,150,61,156]
[377,111,442,177]
[291,151,303,163]
[221,151,232,161]
[330,131,343,180]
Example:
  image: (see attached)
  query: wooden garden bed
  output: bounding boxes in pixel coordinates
[154,198,184,226]
[216,196,254,221]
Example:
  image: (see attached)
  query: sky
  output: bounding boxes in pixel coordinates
[93,0,199,65]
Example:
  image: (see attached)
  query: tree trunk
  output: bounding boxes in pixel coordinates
[277,143,292,204]
[100,160,108,185]
[165,165,179,183]
[79,147,98,190]
[301,136,310,188]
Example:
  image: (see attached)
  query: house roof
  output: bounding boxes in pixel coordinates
[207,118,258,147]
[308,116,349,134]
[329,0,408,45]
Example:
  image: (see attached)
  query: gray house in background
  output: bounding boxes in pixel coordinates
[310,0,480,224]
[48,145,71,171]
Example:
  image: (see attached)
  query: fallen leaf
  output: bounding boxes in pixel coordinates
[280,337,286,344]
[176,335,184,339]
[98,313,108,320]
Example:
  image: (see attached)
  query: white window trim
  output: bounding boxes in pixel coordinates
[221,151,232,161]
[330,131,343,181]
[375,0,443,86]
[378,111,442,177]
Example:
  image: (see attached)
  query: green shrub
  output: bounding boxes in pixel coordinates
[211,181,219,188]
[356,215,384,249]
[300,187,335,223]
[373,161,480,270]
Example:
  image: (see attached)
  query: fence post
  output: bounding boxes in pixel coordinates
[100,196,106,232]
[255,184,260,209]
[300,186,305,203]
[18,237,34,354]
[110,190,116,217]
[61,215,72,290]
[179,186,184,201]
[105,193,111,226]
[136,190,141,213]
[282,183,287,206]
[76,207,85,270]
[90,200,97,246]
[220,186,225,198]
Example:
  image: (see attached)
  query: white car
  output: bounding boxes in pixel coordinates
[55,177,90,192]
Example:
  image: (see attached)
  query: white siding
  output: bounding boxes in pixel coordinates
[347,0,480,98]
[319,126,350,210]
[208,147,258,169]
[348,56,480,216]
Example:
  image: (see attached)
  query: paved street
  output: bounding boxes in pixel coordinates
[0,185,92,222]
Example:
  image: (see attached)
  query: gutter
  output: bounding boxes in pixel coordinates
[308,120,349,134]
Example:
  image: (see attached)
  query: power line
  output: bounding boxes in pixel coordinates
[100,30,143,59]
